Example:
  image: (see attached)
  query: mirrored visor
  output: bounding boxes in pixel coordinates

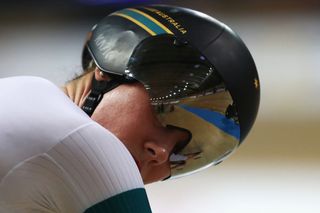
[154,91,240,179]
[126,34,240,179]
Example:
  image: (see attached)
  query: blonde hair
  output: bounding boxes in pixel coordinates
[68,60,96,83]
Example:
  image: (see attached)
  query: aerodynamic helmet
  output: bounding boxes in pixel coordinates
[82,5,260,179]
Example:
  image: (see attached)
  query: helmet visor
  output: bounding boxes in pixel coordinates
[127,35,240,179]
[154,90,240,179]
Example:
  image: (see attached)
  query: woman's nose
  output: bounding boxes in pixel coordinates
[143,125,192,165]
[144,142,169,165]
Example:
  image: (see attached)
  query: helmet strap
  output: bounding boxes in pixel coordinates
[81,75,122,116]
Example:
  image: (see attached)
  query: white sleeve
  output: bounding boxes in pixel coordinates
[0,123,151,213]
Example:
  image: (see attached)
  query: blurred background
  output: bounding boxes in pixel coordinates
[1,0,319,212]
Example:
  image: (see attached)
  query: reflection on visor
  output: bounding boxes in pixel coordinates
[180,105,240,140]
[155,91,240,179]
[126,35,240,179]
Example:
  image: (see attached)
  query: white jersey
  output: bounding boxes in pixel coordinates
[0,76,152,213]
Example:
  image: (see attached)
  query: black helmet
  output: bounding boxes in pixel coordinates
[82,5,260,179]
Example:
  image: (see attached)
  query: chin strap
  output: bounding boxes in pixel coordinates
[82,75,123,117]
